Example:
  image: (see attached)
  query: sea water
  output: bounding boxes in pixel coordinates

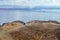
[0,9,60,24]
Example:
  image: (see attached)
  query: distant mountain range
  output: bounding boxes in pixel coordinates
[0,5,60,11]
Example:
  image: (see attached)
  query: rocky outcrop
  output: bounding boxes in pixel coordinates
[26,20,60,30]
[1,20,25,32]
[0,20,60,40]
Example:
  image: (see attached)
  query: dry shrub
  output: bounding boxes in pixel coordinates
[54,28,60,40]
[41,28,60,40]
[9,26,46,40]
[40,31,58,40]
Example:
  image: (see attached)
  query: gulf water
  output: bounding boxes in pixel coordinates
[0,9,60,24]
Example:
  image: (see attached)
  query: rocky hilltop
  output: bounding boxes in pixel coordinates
[0,20,60,40]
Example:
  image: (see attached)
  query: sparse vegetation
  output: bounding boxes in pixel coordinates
[0,20,60,40]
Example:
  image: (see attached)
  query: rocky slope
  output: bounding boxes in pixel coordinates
[0,20,60,40]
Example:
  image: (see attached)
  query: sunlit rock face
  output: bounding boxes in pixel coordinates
[0,21,26,40]
[1,20,25,32]
[0,20,44,40]
[26,20,46,32]
[26,20,60,31]
[0,31,14,40]
[0,20,60,40]
[42,20,60,30]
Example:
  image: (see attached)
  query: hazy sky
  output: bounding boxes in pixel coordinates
[0,0,60,7]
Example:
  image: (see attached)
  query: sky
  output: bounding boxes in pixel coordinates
[0,0,60,7]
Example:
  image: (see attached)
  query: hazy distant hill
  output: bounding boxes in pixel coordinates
[0,5,60,11]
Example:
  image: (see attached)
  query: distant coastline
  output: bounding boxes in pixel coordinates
[0,5,60,10]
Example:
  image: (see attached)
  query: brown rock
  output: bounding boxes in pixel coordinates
[1,21,25,32]
[26,20,48,32]
[0,21,25,40]
[26,20,60,31]
[0,20,60,40]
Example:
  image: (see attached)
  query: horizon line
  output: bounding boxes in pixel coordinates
[0,8,60,10]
